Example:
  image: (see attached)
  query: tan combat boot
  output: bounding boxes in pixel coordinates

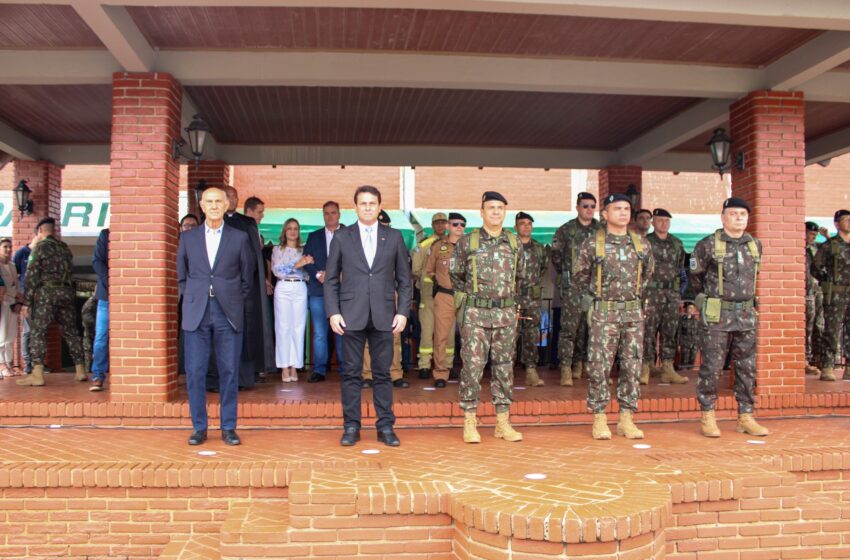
[804,364,821,375]
[616,410,645,439]
[559,365,573,387]
[75,363,88,382]
[736,413,769,437]
[820,367,836,381]
[591,413,611,440]
[494,412,522,442]
[639,363,650,385]
[525,367,544,387]
[463,412,481,444]
[571,362,582,379]
[700,410,721,438]
[17,363,45,386]
[660,360,688,384]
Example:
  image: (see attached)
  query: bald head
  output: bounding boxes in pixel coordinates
[201,187,227,227]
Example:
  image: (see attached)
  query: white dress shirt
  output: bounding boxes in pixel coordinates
[324,226,338,256]
[205,222,223,269]
[358,221,378,268]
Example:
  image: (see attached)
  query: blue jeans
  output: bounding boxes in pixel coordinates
[309,295,343,376]
[92,300,109,380]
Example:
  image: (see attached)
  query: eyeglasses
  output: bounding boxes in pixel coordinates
[450,222,466,227]
[580,204,596,209]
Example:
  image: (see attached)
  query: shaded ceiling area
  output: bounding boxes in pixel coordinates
[0,4,103,49]
[0,85,112,144]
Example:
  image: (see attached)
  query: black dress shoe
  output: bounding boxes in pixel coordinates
[449,369,459,380]
[393,379,410,388]
[308,373,326,383]
[362,379,373,389]
[434,379,447,388]
[377,428,401,447]
[206,386,219,393]
[418,368,431,379]
[188,430,207,446]
[221,430,241,446]
[340,427,360,446]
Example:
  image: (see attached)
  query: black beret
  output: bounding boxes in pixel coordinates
[722,197,751,213]
[805,221,820,232]
[576,192,597,203]
[378,210,391,224]
[448,212,466,222]
[482,191,508,205]
[834,210,850,222]
[653,208,672,218]
[602,193,632,208]
[515,211,534,223]
[35,217,56,229]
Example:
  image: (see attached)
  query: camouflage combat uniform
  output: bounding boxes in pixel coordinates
[688,230,762,413]
[811,235,850,370]
[643,232,686,365]
[805,241,824,367]
[25,235,85,366]
[677,313,698,368]
[451,228,525,412]
[574,228,654,413]
[551,218,599,368]
[81,295,97,373]
[516,239,550,368]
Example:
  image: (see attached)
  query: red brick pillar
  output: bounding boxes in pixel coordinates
[186,160,230,218]
[729,90,806,396]
[12,159,63,371]
[109,72,182,402]
[597,165,643,209]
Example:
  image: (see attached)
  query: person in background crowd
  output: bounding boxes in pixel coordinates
[412,212,448,379]
[677,301,698,370]
[514,212,550,388]
[13,231,38,374]
[303,201,344,383]
[631,208,652,237]
[804,221,827,376]
[271,218,312,382]
[812,210,850,382]
[90,228,109,392]
[180,214,199,232]
[0,238,20,378]
[177,215,198,375]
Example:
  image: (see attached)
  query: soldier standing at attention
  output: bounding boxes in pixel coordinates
[677,301,699,370]
[551,192,600,386]
[451,192,525,444]
[574,194,653,440]
[641,208,688,385]
[413,212,448,379]
[17,217,87,387]
[514,212,550,387]
[425,212,465,387]
[689,197,768,438]
[804,221,825,376]
[812,210,850,382]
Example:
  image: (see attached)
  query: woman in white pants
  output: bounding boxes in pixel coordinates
[0,239,19,378]
[272,219,313,382]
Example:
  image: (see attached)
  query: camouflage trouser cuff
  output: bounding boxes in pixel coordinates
[494,404,511,414]
[459,401,478,412]
[737,405,755,415]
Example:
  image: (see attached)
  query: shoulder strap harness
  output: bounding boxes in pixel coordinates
[594,229,645,298]
[713,229,760,297]
[470,228,518,294]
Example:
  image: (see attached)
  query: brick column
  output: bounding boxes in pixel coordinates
[597,165,643,208]
[729,90,806,396]
[12,159,64,371]
[186,160,230,218]
[109,72,182,402]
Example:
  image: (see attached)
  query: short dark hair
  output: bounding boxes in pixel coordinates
[180,213,199,225]
[244,196,264,213]
[636,209,652,218]
[323,200,340,211]
[354,185,382,204]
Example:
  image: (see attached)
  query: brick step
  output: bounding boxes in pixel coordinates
[219,501,301,559]
[159,534,220,560]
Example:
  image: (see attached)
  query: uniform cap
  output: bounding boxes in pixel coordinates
[834,209,850,222]
[576,192,596,204]
[653,208,672,218]
[722,197,751,213]
[482,191,508,205]
[378,210,391,224]
[515,211,534,223]
[805,221,820,232]
[35,217,55,229]
[448,212,466,222]
[431,212,448,223]
[602,193,632,208]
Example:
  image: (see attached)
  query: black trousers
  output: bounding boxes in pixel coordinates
[341,315,395,430]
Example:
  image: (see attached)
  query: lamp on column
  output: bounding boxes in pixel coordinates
[13,179,33,218]
[707,128,744,178]
[625,183,640,212]
[172,114,211,169]
[193,179,207,210]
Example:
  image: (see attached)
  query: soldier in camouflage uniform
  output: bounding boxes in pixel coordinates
[412,212,448,379]
[81,295,97,374]
[551,192,600,386]
[17,217,87,387]
[811,210,850,382]
[451,191,525,443]
[642,208,688,385]
[514,211,550,387]
[688,197,768,438]
[677,302,698,369]
[804,221,826,376]
[574,193,654,440]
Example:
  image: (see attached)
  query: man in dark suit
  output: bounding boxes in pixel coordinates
[178,187,254,446]
[325,185,412,447]
[303,201,344,383]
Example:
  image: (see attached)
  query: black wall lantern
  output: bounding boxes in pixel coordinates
[172,114,211,169]
[625,183,640,215]
[13,179,33,218]
[707,127,745,178]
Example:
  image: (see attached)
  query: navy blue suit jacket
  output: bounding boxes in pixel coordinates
[177,223,254,332]
[324,223,412,331]
[303,226,342,298]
